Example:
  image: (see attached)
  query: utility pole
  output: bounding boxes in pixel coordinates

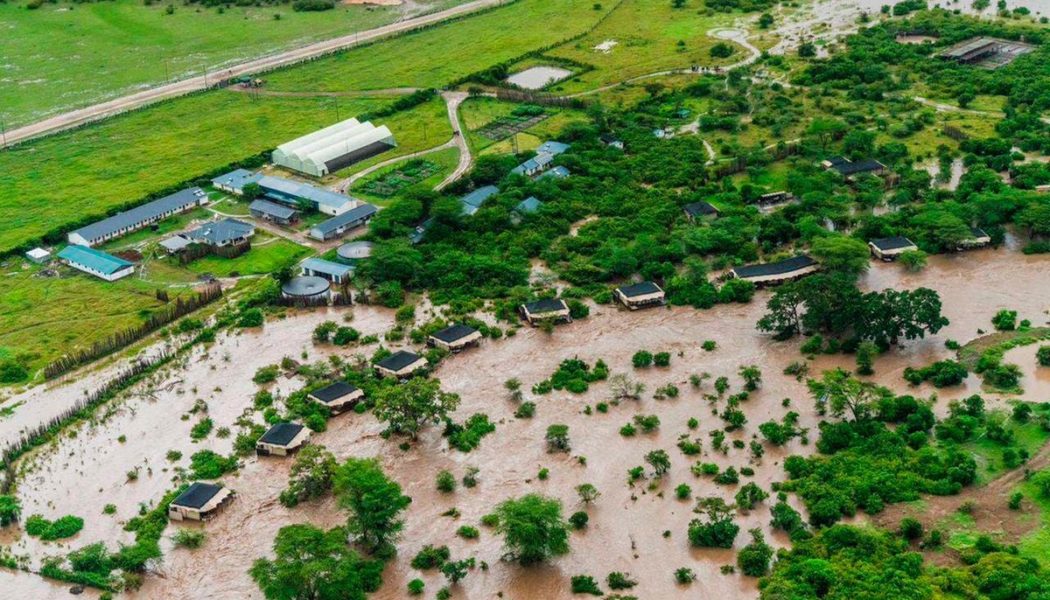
[203,65,208,89]
[0,118,6,150]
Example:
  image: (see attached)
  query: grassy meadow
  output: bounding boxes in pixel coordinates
[263,0,614,92]
[0,0,467,126]
[0,92,384,255]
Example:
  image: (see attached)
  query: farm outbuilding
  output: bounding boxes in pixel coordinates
[256,423,310,456]
[25,248,50,264]
[300,258,353,285]
[68,187,207,247]
[375,350,428,379]
[258,176,354,216]
[58,245,135,281]
[249,199,299,226]
[614,281,666,310]
[272,118,397,178]
[168,483,234,522]
[308,381,364,414]
[869,236,917,261]
[520,298,571,325]
[185,218,255,247]
[428,324,482,352]
[308,203,378,241]
[211,169,262,196]
[729,255,819,286]
[460,186,499,216]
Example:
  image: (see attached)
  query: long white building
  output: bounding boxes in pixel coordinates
[272,118,396,178]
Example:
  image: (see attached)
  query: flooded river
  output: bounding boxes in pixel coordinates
[0,246,1046,599]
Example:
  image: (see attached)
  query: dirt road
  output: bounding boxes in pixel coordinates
[2,0,504,147]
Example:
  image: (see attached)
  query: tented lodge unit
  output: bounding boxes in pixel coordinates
[272,118,397,178]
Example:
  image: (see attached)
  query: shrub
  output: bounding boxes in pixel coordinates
[0,496,21,527]
[607,571,637,590]
[25,514,84,540]
[1037,346,1050,367]
[675,484,692,500]
[457,526,479,539]
[899,518,923,540]
[569,511,589,530]
[436,470,456,493]
[189,450,238,479]
[189,417,214,441]
[632,351,654,368]
[654,352,671,367]
[515,401,536,418]
[903,360,968,387]
[674,567,696,584]
[408,579,425,595]
[332,327,361,346]
[992,309,1018,331]
[546,424,570,452]
[171,528,206,549]
[252,365,279,384]
[444,413,496,452]
[571,575,603,596]
[411,545,450,570]
[736,529,773,576]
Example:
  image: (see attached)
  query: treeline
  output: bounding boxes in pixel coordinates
[43,283,222,380]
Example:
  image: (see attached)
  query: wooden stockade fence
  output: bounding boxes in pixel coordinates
[42,283,222,380]
[2,351,173,477]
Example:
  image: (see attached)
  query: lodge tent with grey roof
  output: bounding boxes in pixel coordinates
[460,185,499,217]
[68,187,207,247]
[256,422,311,456]
[537,166,570,180]
[614,281,666,310]
[683,201,718,221]
[822,156,886,179]
[58,245,135,281]
[308,203,378,241]
[756,191,797,206]
[868,236,917,261]
[300,258,354,284]
[428,324,482,352]
[308,381,364,414]
[520,298,571,325]
[250,199,299,226]
[185,218,255,247]
[169,482,234,522]
[212,169,262,195]
[375,350,428,379]
[729,255,819,286]
[958,227,992,251]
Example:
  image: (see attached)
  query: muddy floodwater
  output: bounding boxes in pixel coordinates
[1,246,1047,599]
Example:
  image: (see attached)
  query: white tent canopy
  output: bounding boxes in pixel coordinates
[273,118,396,177]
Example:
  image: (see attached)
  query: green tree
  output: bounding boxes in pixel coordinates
[737,528,774,576]
[494,494,570,565]
[687,497,739,548]
[898,249,927,272]
[808,368,882,422]
[372,378,460,440]
[249,524,383,600]
[810,236,870,278]
[279,445,338,508]
[333,458,411,554]
[807,118,845,150]
[0,495,20,527]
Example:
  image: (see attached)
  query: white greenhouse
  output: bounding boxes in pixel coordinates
[272,118,397,178]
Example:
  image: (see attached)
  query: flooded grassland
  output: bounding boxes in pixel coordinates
[1,246,1047,599]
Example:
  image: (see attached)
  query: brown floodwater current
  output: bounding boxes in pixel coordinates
[1,246,1047,599]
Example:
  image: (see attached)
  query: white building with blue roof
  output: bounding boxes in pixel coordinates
[300,258,354,284]
[510,141,569,177]
[211,169,262,195]
[58,245,135,281]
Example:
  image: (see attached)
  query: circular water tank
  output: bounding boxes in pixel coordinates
[337,241,374,261]
[281,276,331,298]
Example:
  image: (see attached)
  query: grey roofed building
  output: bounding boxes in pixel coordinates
[460,185,499,216]
[250,199,299,223]
[310,382,360,404]
[733,255,818,279]
[537,166,570,180]
[515,196,543,214]
[835,158,886,176]
[617,281,663,298]
[185,218,255,247]
[683,201,719,220]
[409,218,434,245]
[68,187,207,247]
[376,350,424,373]
[511,141,570,176]
[536,141,570,155]
[523,298,568,314]
[172,482,224,510]
[258,423,306,447]
[300,257,354,284]
[431,324,478,344]
[869,236,915,252]
[159,235,192,254]
[211,169,262,195]
[308,203,378,241]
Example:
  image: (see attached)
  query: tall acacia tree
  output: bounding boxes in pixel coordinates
[494,494,570,565]
[372,377,460,440]
[334,458,411,555]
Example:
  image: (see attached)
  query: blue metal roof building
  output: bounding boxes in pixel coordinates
[58,245,135,281]
[258,176,355,216]
[300,257,354,284]
[211,169,262,195]
[308,203,378,241]
[460,185,499,216]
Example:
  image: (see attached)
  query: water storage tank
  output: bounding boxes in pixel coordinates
[281,276,331,300]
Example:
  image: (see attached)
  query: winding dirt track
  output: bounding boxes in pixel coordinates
[1,0,503,147]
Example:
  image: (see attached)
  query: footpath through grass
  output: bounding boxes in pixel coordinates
[0,0,467,127]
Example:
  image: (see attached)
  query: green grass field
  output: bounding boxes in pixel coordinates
[184,234,310,277]
[0,0,467,127]
[263,0,613,93]
[0,264,190,377]
[0,91,383,255]
[544,0,740,94]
